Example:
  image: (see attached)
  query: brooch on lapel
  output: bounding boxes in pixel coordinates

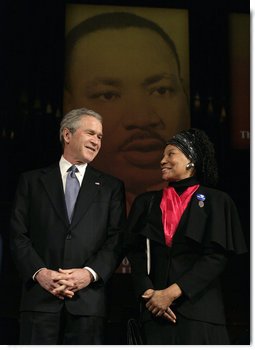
[95,182,100,186]
[196,193,206,208]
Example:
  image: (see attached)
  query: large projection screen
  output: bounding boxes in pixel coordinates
[64,4,190,272]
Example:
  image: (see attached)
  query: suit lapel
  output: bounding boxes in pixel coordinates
[71,165,102,227]
[40,164,69,226]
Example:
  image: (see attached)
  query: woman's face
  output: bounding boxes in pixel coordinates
[64,27,190,194]
[161,144,193,182]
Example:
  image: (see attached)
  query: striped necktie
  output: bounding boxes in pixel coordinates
[65,165,80,222]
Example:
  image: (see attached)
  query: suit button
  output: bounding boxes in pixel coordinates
[66,233,72,240]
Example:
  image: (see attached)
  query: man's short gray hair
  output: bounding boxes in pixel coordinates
[59,108,102,145]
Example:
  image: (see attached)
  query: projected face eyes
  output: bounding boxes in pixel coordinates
[87,89,120,102]
[84,78,179,103]
[92,92,120,101]
[64,27,190,195]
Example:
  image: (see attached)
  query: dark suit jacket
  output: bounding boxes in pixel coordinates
[126,187,247,325]
[10,163,126,316]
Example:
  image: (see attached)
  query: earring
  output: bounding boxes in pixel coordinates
[186,162,194,169]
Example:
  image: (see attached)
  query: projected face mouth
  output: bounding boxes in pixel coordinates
[120,132,165,168]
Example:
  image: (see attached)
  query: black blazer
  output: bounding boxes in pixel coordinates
[10,163,126,316]
[126,187,247,324]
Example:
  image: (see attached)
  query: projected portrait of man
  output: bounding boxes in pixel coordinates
[64,10,190,211]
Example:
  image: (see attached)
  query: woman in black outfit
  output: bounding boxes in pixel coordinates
[126,128,247,345]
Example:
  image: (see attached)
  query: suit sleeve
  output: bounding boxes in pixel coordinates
[176,191,247,300]
[176,246,228,300]
[10,174,46,283]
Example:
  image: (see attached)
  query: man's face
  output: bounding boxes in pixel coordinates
[63,116,102,165]
[64,27,190,194]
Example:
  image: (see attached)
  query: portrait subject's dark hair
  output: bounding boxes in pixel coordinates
[64,11,181,90]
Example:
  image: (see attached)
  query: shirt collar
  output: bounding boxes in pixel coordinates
[59,155,87,178]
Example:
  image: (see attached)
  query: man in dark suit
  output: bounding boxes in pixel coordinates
[10,108,126,344]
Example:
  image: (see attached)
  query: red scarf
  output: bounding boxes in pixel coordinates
[160,184,199,247]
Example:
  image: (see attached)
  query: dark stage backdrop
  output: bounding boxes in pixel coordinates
[0,0,250,345]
